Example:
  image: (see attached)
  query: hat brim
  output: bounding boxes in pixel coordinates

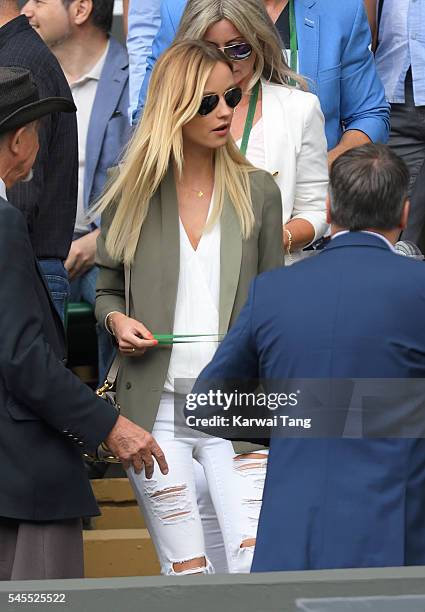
[0,97,76,135]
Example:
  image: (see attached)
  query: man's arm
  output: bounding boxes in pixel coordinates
[191,282,259,410]
[328,130,372,165]
[328,0,389,163]
[126,0,161,122]
[132,0,179,124]
[0,203,117,450]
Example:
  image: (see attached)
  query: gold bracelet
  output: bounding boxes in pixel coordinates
[284,228,293,255]
[105,311,121,336]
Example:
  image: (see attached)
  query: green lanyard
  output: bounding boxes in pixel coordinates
[289,0,298,74]
[239,1,298,156]
[239,80,260,157]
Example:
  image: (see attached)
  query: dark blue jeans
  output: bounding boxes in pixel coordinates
[38,258,69,323]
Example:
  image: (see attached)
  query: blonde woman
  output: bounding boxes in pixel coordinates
[171,0,329,260]
[94,40,283,575]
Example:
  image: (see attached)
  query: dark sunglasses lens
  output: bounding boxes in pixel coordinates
[198,94,219,116]
[224,87,242,109]
[224,43,252,61]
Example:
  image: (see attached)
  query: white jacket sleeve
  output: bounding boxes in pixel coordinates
[290,94,329,242]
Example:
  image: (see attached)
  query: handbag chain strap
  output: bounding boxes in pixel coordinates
[97,265,130,393]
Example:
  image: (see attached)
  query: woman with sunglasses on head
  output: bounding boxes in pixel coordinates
[174,0,328,261]
[93,40,283,575]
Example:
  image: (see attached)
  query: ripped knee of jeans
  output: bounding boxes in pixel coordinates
[233,452,268,473]
[166,555,214,576]
[235,539,256,573]
[233,453,267,532]
[144,482,193,525]
[240,537,256,549]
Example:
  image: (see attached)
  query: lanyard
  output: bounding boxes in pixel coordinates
[239,80,260,157]
[289,0,298,74]
[239,1,298,156]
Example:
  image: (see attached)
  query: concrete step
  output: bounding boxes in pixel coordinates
[83,529,160,577]
[92,503,145,530]
[90,478,145,529]
[91,478,136,503]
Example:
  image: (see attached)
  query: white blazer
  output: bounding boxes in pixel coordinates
[260,80,329,242]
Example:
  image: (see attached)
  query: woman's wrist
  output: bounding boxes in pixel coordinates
[284,220,316,252]
[105,311,125,335]
[283,226,292,254]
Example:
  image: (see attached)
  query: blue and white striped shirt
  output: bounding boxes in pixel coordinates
[375,0,425,106]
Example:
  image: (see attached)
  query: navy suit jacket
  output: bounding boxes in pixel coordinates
[0,198,118,521]
[194,232,425,571]
[84,37,130,218]
[134,0,389,149]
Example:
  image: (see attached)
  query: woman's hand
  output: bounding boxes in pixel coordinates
[108,312,158,356]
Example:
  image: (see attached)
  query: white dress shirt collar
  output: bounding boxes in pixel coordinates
[0,177,7,201]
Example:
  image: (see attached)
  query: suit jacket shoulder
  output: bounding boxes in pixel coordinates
[0,16,78,260]
[85,36,130,211]
[162,0,186,30]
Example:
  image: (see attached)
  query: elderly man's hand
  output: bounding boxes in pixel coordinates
[105,415,168,478]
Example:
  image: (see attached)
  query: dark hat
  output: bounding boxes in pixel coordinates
[0,66,76,135]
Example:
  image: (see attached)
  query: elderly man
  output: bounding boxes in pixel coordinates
[192,144,425,571]
[0,67,167,581]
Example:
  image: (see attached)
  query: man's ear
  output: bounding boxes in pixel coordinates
[72,0,93,26]
[326,193,332,225]
[9,126,28,156]
[400,199,410,230]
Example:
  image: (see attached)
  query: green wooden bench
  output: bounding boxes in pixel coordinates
[65,301,98,384]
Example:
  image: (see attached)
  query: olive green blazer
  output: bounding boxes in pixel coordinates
[95,166,284,437]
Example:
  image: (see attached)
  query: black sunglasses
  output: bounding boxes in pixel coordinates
[198,86,242,116]
[221,42,253,61]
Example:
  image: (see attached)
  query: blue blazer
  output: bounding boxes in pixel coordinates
[193,232,425,571]
[134,0,389,149]
[85,37,130,218]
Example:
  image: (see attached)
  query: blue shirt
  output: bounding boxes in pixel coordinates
[375,0,425,105]
[126,0,161,121]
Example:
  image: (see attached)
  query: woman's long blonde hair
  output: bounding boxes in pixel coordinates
[92,40,256,265]
[175,0,307,91]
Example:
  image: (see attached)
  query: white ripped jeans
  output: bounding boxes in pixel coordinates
[127,393,268,575]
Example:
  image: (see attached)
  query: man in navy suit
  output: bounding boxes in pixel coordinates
[192,143,425,571]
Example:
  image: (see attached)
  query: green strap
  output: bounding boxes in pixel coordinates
[154,333,225,345]
[289,0,298,74]
[239,80,260,157]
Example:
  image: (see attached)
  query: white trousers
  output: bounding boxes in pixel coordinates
[128,394,267,575]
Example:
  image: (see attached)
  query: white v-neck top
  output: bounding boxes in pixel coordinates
[164,198,221,392]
